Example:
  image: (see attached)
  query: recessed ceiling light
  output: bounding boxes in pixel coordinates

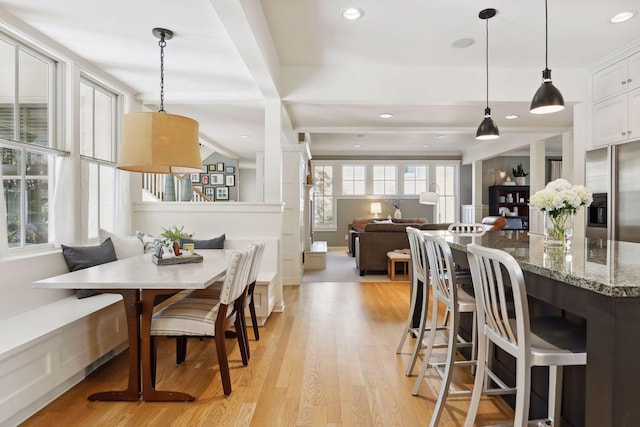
[610,10,637,23]
[451,38,475,49]
[240,134,251,139]
[379,113,394,119]
[342,7,364,20]
[435,135,446,139]
[423,144,430,148]
[354,144,361,148]
[505,114,519,120]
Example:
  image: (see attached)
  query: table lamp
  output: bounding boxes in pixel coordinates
[370,202,382,218]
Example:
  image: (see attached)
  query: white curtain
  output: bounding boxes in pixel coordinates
[52,156,77,245]
[0,163,9,257]
[115,169,132,236]
[550,160,563,182]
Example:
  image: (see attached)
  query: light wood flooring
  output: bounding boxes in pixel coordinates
[21,282,513,426]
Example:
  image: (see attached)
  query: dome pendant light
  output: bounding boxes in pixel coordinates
[530,0,565,114]
[476,8,500,141]
[117,28,203,174]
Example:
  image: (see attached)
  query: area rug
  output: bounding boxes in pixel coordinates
[302,246,409,283]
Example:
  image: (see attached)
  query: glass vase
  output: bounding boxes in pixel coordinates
[544,209,574,247]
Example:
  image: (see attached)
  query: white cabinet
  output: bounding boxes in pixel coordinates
[593,52,640,102]
[593,88,640,146]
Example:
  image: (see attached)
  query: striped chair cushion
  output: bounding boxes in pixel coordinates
[151,297,222,336]
[188,281,223,299]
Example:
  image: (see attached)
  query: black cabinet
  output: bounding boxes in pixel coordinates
[488,185,529,230]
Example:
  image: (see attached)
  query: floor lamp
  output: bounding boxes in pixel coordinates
[419,188,439,223]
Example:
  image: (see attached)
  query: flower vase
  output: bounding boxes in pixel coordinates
[394,208,402,219]
[544,209,574,247]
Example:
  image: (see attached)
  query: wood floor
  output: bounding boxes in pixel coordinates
[21,282,513,427]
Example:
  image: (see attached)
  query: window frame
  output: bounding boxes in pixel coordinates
[341,164,366,196]
[312,163,335,230]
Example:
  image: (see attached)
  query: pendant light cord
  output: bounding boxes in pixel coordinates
[158,33,167,113]
[485,16,489,110]
[544,0,548,70]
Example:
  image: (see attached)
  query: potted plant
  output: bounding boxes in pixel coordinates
[512,163,529,185]
[160,225,188,256]
[386,198,402,219]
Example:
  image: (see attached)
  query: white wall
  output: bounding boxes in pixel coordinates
[240,168,257,202]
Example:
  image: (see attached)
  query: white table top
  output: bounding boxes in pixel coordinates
[33,249,231,290]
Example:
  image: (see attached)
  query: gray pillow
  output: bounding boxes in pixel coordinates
[61,238,118,299]
[180,234,225,250]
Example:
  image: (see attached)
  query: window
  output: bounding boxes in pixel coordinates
[80,79,118,239]
[342,164,366,195]
[0,36,55,249]
[403,165,428,195]
[435,164,457,223]
[372,165,396,195]
[312,165,334,228]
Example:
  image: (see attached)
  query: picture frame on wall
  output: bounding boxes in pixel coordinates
[216,186,229,201]
[205,187,215,199]
[225,166,235,174]
[201,175,209,185]
[217,162,224,171]
[202,165,208,174]
[211,173,224,185]
[208,164,216,172]
[225,175,235,187]
[190,173,200,183]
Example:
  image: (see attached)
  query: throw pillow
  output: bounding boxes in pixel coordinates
[180,234,225,249]
[61,238,118,299]
[136,230,164,253]
[373,219,393,224]
[99,229,144,259]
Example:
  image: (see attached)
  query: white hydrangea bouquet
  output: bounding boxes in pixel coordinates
[529,178,593,246]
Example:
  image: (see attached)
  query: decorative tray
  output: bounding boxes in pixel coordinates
[152,253,203,265]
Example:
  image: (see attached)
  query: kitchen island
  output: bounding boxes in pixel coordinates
[423,230,640,427]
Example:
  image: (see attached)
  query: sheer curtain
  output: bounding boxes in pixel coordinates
[549,160,562,182]
[0,164,8,257]
[52,156,77,245]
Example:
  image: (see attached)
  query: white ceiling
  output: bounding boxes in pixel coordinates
[0,0,638,163]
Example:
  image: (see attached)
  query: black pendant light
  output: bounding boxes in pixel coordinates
[476,8,500,140]
[530,0,565,114]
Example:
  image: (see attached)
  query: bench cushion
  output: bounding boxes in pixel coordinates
[61,238,118,299]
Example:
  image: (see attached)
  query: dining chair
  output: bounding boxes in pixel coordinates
[188,241,265,341]
[465,243,587,427]
[411,233,479,426]
[150,247,253,396]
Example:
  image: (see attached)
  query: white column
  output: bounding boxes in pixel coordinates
[255,151,265,202]
[571,103,588,239]
[471,160,485,222]
[529,140,547,234]
[264,99,283,203]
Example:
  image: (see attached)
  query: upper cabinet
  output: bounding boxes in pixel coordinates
[592,51,640,147]
[593,52,640,102]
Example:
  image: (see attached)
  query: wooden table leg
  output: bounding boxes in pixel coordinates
[140,289,195,402]
[89,289,141,401]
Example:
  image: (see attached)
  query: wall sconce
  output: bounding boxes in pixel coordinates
[370,202,382,218]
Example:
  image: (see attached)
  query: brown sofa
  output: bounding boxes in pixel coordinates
[348,218,428,256]
[355,222,451,276]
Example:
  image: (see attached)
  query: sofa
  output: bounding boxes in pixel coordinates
[348,218,429,256]
[355,222,451,276]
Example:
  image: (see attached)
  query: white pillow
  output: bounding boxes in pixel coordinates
[99,229,144,259]
[135,230,164,253]
[373,219,393,224]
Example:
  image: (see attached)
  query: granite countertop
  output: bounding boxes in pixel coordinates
[423,230,640,298]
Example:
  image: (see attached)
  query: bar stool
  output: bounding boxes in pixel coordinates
[397,227,448,376]
[465,243,587,427]
[411,233,480,426]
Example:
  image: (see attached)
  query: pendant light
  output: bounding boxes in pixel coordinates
[476,8,500,141]
[530,0,565,114]
[117,28,203,174]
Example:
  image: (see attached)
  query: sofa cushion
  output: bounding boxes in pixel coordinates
[61,238,118,299]
[99,229,144,259]
[180,234,225,249]
[363,223,421,232]
[482,216,507,231]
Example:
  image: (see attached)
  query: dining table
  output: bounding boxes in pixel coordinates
[421,229,640,427]
[33,249,231,402]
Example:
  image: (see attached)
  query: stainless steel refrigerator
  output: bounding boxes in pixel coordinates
[586,141,640,243]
